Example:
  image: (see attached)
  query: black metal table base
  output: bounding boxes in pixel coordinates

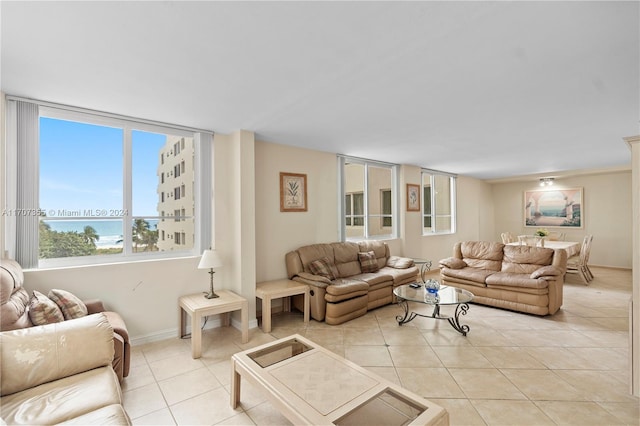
[395,299,470,336]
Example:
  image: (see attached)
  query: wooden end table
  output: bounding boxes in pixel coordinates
[256,279,309,332]
[179,289,248,358]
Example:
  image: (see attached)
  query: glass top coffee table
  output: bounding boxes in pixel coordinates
[393,284,473,336]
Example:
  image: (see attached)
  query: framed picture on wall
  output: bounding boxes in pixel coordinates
[407,184,420,212]
[280,172,308,212]
[524,187,583,228]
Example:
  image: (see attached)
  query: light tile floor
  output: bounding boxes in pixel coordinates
[124,267,639,425]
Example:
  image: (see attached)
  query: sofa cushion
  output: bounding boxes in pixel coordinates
[350,272,393,289]
[1,259,33,331]
[308,257,338,280]
[48,289,88,320]
[297,244,336,273]
[28,290,65,325]
[386,256,414,269]
[358,251,379,273]
[0,366,121,425]
[58,404,131,425]
[501,245,554,274]
[460,241,504,271]
[0,313,114,396]
[332,242,362,277]
[441,267,496,285]
[485,272,549,289]
[530,265,563,279]
[378,266,419,285]
[358,240,388,269]
[439,257,466,269]
[324,279,369,303]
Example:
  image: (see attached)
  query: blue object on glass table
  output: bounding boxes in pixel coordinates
[424,279,440,303]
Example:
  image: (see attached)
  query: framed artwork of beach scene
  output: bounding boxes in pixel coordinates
[280,172,307,212]
[524,187,583,228]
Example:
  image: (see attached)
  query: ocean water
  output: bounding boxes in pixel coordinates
[42,219,159,247]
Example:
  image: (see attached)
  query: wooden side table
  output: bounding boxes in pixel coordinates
[179,289,248,359]
[256,279,309,333]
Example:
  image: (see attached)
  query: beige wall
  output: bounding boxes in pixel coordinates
[492,171,632,268]
[255,140,339,282]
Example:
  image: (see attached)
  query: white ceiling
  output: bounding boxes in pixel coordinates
[2,1,638,179]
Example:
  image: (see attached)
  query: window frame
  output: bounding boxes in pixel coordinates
[338,156,399,241]
[4,97,212,268]
[421,169,457,236]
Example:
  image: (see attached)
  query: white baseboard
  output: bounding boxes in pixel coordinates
[131,317,259,346]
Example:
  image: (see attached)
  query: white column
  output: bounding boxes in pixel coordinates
[624,135,640,397]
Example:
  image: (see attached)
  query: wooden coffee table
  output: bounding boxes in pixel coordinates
[231,334,449,425]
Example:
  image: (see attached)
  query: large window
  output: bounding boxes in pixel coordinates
[5,99,212,268]
[422,170,456,235]
[340,156,398,240]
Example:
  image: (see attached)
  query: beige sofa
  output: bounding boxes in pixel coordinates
[286,241,418,324]
[0,313,131,425]
[439,241,567,315]
[0,258,130,381]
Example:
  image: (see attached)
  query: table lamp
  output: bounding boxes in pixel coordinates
[198,249,223,299]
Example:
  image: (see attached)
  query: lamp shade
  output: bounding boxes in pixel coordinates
[198,249,223,269]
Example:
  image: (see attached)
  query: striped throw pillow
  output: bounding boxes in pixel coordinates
[358,251,379,273]
[28,290,65,325]
[48,289,88,320]
[308,257,337,280]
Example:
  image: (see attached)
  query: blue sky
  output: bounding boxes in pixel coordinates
[40,117,166,217]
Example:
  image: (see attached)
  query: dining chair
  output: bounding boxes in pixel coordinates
[567,235,593,284]
[501,232,515,244]
[582,235,594,280]
[518,235,540,247]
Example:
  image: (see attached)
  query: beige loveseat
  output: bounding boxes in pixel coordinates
[0,313,131,425]
[439,241,567,315]
[286,241,418,324]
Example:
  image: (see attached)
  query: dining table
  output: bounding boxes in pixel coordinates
[507,240,581,258]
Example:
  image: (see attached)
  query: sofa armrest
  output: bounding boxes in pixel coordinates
[439,257,466,269]
[84,298,106,314]
[530,265,563,279]
[0,313,114,396]
[386,256,415,269]
[294,272,331,289]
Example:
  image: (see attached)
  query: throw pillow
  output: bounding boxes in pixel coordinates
[308,257,337,280]
[48,289,88,320]
[386,256,415,269]
[28,290,65,325]
[358,251,379,273]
